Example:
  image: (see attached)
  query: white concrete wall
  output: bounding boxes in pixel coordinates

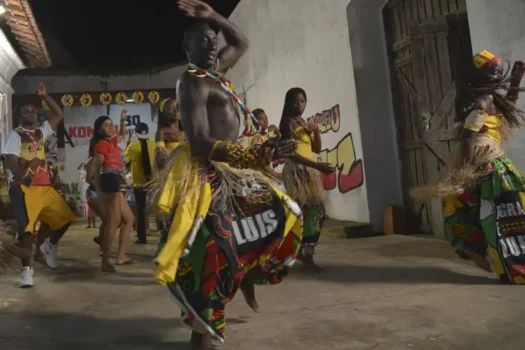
[224,0,369,223]
[466,0,525,171]
[347,0,404,232]
[0,28,25,148]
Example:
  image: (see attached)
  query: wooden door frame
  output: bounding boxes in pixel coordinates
[409,13,473,238]
[385,6,473,237]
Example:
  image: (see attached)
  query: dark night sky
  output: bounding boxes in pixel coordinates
[27,0,240,75]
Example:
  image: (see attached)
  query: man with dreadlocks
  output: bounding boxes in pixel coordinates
[153,1,303,348]
[412,50,525,284]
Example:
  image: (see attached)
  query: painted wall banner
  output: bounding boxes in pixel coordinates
[307,104,341,134]
[316,132,363,193]
[272,104,364,194]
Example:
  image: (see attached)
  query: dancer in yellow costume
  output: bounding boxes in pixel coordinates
[412,50,525,284]
[278,87,335,272]
[153,2,303,349]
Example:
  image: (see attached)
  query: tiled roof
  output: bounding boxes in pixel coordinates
[3,0,51,68]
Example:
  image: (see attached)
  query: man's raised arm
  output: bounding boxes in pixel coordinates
[37,83,63,131]
[178,0,248,73]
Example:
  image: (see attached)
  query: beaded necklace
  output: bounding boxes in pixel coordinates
[187,64,259,136]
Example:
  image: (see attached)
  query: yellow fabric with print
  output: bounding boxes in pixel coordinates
[294,126,313,160]
[165,141,180,152]
[463,110,502,144]
[164,132,186,152]
[154,143,303,284]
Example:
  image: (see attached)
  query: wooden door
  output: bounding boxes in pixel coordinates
[383,0,472,236]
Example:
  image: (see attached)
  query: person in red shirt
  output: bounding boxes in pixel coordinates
[90,111,135,272]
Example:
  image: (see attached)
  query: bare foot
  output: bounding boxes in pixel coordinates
[190,331,217,350]
[101,262,116,273]
[240,280,259,313]
[115,255,137,265]
[301,255,323,273]
[464,249,492,273]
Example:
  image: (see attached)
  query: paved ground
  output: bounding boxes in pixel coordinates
[0,221,522,350]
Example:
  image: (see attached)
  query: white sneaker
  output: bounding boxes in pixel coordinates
[39,240,59,269]
[20,267,34,288]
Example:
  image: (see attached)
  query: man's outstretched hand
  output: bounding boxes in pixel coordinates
[177,0,214,19]
[36,83,47,98]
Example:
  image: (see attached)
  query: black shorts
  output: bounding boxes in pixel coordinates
[100,173,121,193]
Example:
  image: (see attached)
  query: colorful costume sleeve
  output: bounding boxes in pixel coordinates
[463,109,488,132]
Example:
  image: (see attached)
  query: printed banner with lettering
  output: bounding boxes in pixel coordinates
[44,103,158,214]
[62,103,157,183]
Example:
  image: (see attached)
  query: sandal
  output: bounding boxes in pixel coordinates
[101,263,116,273]
[115,259,138,266]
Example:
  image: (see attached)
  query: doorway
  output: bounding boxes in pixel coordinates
[383,0,473,236]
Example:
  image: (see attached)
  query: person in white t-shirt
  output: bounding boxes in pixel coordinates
[1,83,76,288]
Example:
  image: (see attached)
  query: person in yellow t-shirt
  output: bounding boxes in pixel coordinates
[124,123,155,244]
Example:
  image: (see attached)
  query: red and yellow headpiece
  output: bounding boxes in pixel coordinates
[473,50,502,70]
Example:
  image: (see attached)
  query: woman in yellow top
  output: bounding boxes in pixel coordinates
[278,88,335,272]
[412,50,525,284]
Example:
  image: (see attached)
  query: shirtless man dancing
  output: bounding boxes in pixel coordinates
[153,1,304,348]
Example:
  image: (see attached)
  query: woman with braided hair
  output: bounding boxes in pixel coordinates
[278,87,335,272]
[412,50,525,284]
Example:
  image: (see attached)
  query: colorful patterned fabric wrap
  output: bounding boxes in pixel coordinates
[163,179,301,341]
[301,203,326,255]
[282,161,325,252]
[443,156,525,284]
[219,141,275,169]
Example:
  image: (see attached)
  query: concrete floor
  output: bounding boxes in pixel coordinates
[0,222,522,350]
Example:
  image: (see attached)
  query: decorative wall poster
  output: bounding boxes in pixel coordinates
[80,93,92,107]
[115,92,127,105]
[148,91,160,104]
[100,92,112,106]
[61,94,74,108]
[132,91,144,104]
